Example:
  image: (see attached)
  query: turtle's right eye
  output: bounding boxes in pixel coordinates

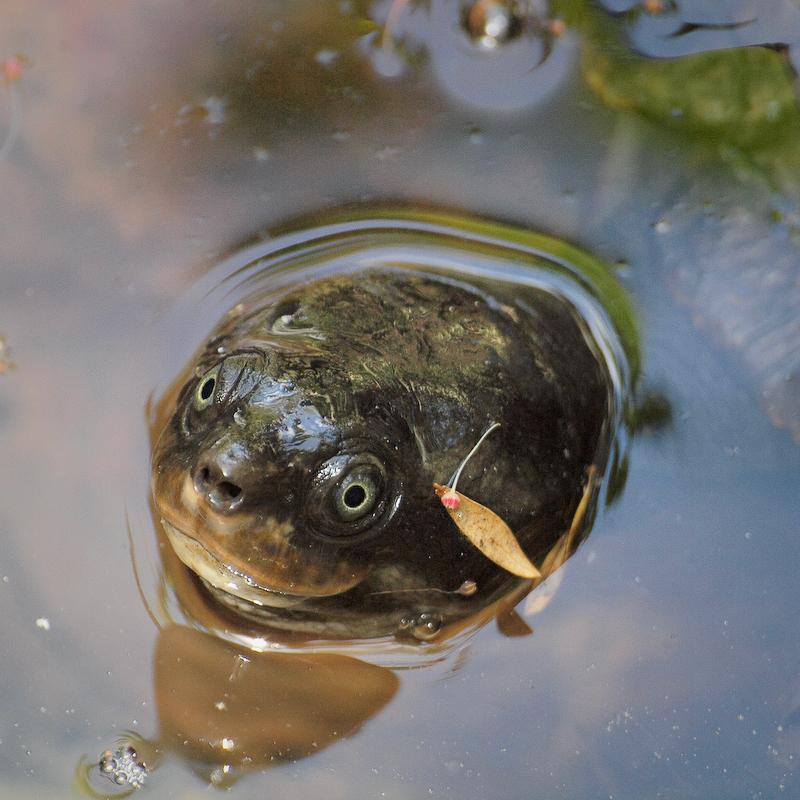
[193,365,220,411]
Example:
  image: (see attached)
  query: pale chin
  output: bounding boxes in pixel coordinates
[161,519,310,609]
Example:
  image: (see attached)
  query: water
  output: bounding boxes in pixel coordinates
[1,1,799,798]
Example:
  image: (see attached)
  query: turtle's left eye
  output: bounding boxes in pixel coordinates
[194,366,220,411]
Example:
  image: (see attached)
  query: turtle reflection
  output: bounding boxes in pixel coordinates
[154,625,398,787]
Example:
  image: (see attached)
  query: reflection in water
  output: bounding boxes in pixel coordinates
[368,0,578,110]
[571,0,800,442]
[79,625,398,791]
[153,625,398,784]
[599,0,800,60]
[579,0,800,152]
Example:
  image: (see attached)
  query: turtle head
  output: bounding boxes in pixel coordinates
[152,346,411,609]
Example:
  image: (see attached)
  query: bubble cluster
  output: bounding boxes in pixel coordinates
[398,612,444,641]
[99,745,148,790]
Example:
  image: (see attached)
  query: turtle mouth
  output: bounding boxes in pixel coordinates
[161,520,315,609]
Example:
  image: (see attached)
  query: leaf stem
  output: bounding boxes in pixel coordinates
[448,421,501,491]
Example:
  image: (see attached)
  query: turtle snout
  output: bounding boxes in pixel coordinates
[191,448,248,513]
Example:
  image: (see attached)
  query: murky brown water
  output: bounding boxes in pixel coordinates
[1,1,799,798]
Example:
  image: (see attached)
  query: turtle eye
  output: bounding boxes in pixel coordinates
[307,453,397,540]
[193,365,220,411]
[334,471,379,522]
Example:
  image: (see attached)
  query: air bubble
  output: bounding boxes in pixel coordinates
[398,612,443,641]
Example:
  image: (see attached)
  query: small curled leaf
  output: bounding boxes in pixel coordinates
[433,483,541,579]
[537,465,597,578]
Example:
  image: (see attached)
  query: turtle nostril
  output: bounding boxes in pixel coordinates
[214,481,242,502]
[193,461,244,511]
[193,463,215,493]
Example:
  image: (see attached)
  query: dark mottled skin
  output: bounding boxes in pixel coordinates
[152,270,613,638]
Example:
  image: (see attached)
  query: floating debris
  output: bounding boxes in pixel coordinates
[434,484,541,579]
[434,422,541,579]
[456,579,478,596]
[35,617,50,631]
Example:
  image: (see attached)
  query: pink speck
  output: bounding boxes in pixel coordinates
[440,491,461,510]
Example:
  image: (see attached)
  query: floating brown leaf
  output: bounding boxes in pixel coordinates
[433,483,541,579]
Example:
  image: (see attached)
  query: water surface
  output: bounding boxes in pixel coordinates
[1,1,799,798]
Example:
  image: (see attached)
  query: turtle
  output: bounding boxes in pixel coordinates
[150,214,637,641]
